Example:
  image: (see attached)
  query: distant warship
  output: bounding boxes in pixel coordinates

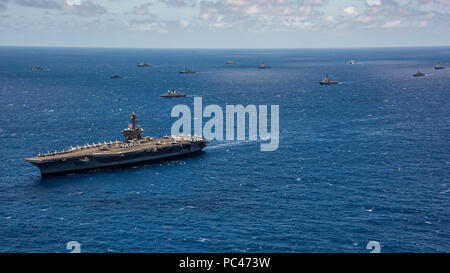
[226,60,235,64]
[111,74,124,79]
[319,74,339,85]
[25,112,207,176]
[413,71,426,77]
[179,67,196,74]
[32,65,43,71]
[137,62,151,68]
[348,60,357,65]
[434,63,445,70]
[258,62,272,69]
[160,89,186,98]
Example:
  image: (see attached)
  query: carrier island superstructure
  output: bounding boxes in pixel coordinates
[25,112,207,176]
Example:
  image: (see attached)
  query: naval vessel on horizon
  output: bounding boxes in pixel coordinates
[137,62,151,67]
[179,67,196,74]
[258,62,272,69]
[32,65,44,71]
[434,63,445,70]
[319,74,339,85]
[25,112,207,176]
[160,89,186,98]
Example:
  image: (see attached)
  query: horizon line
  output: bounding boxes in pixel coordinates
[1,45,450,50]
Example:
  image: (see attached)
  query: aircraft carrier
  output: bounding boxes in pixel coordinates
[25,112,207,176]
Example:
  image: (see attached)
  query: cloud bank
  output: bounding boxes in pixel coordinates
[1,0,449,47]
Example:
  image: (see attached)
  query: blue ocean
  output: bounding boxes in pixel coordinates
[0,47,449,252]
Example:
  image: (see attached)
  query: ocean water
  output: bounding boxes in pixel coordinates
[0,46,449,253]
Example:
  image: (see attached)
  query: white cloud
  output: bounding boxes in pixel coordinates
[198,0,326,31]
[367,0,382,6]
[383,20,402,27]
[245,5,260,15]
[66,0,81,6]
[283,17,314,29]
[131,3,152,16]
[344,6,358,16]
[124,19,167,33]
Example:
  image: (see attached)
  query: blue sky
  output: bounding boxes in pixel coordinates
[1,0,450,48]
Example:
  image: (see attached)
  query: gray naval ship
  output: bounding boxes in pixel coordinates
[435,63,445,70]
[25,112,207,176]
[160,88,186,98]
[258,62,272,69]
[319,74,339,85]
[179,67,196,74]
[137,62,151,68]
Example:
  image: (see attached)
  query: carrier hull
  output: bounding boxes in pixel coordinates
[26,141,206,175]
[25,112,207,176]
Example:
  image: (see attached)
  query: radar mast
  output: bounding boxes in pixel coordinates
[121,111,144,141]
